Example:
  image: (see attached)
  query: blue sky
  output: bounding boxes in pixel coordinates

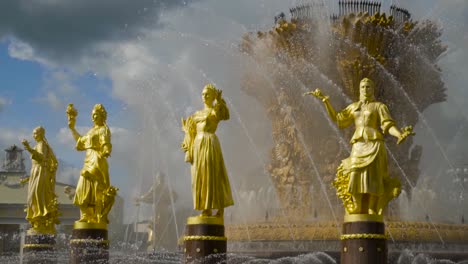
[0,0,466,224]
[0,38,137,199]
[0,41,115,131]
[0,40,121,167]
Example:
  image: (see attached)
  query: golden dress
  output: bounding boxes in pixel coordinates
[186,99,234,210]
[335,100,395,196]
[26,141,58,223]
[74,125,111,208]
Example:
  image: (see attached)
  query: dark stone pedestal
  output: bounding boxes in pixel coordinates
[183,216,227,264]
[23,233,56,264]
[341,215,387,264]
[70,223,109,264]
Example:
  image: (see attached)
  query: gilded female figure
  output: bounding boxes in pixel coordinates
[306,78,413,215]
[68,104,116,224]
[22,126,59,234]
[182,84,234,217]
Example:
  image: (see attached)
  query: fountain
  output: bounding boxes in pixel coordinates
[226,1,468,262]
[0,0,466,263]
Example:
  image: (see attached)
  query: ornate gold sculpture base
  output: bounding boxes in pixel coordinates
[341,214,386,264]
[225,220,468,261]
[183,216,227,264]
[70,222,109,264]
[23,233,56,264]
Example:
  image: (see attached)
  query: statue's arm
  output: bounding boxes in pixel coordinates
[388,125,414,144]
[48,146,58,174]
[99,127,112,158]
[304,88,338,122]
[181,116,195,163]
[379,104,414,144]
[67,114,82,143]
[321,97,338,122]
[29,142,45,162]
[214,89,230,121]
[138,186,155,203]
[388,126,402,139]
[102,144,111,158]
[70,129,81,142]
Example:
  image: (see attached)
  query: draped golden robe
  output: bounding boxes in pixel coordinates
[185,99,234,210]
[26,141,58,224]
[74,125,112,208]
[335,101,395,196]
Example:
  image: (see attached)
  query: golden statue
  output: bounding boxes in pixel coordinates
[67,103,118,225]
[21,126,59,234]
[181,84,234,218]
[305,78,414,216]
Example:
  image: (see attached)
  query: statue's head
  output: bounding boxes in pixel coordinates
[33,126,45,142]
[359,77,375,100]
[202,84,216,105]
[92,104,107,125]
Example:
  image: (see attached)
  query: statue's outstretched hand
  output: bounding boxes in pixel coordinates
[303,88,328,101]
[215,88,223,101]
[397,125,415,144]
[21,139,31,151]
[66,103,78,129]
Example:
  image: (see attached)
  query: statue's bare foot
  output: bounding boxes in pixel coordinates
[77,217,88,222]
[215,209,224,218]
[200,209,212,217]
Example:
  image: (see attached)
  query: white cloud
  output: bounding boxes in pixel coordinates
[0,127,29,147]
[7,39,52,66]
[33,91,64,110]
[47,70,79,95]
[0,97,10,112]
[31,70,80,111]
[56,127,73,146]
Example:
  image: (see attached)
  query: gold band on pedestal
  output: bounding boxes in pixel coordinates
[344,214,383,223]
[187,216,224,226]
[73,222,108,230]
[70,239,110,245]
[23,244,54,249]
[340,233,387,240]
[183,235,227,241]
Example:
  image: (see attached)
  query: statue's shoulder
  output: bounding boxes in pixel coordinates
[372,101,388,108]
[97,125,111,135]
[192,109,208,120]
[345,101,361,110]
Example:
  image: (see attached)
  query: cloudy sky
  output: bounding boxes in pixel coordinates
[0,0,466,223]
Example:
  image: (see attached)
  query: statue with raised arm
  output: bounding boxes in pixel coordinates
[22,126,59,234]
[67,103,118,225]
[305,78,414,216]
[181,84,234,218]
